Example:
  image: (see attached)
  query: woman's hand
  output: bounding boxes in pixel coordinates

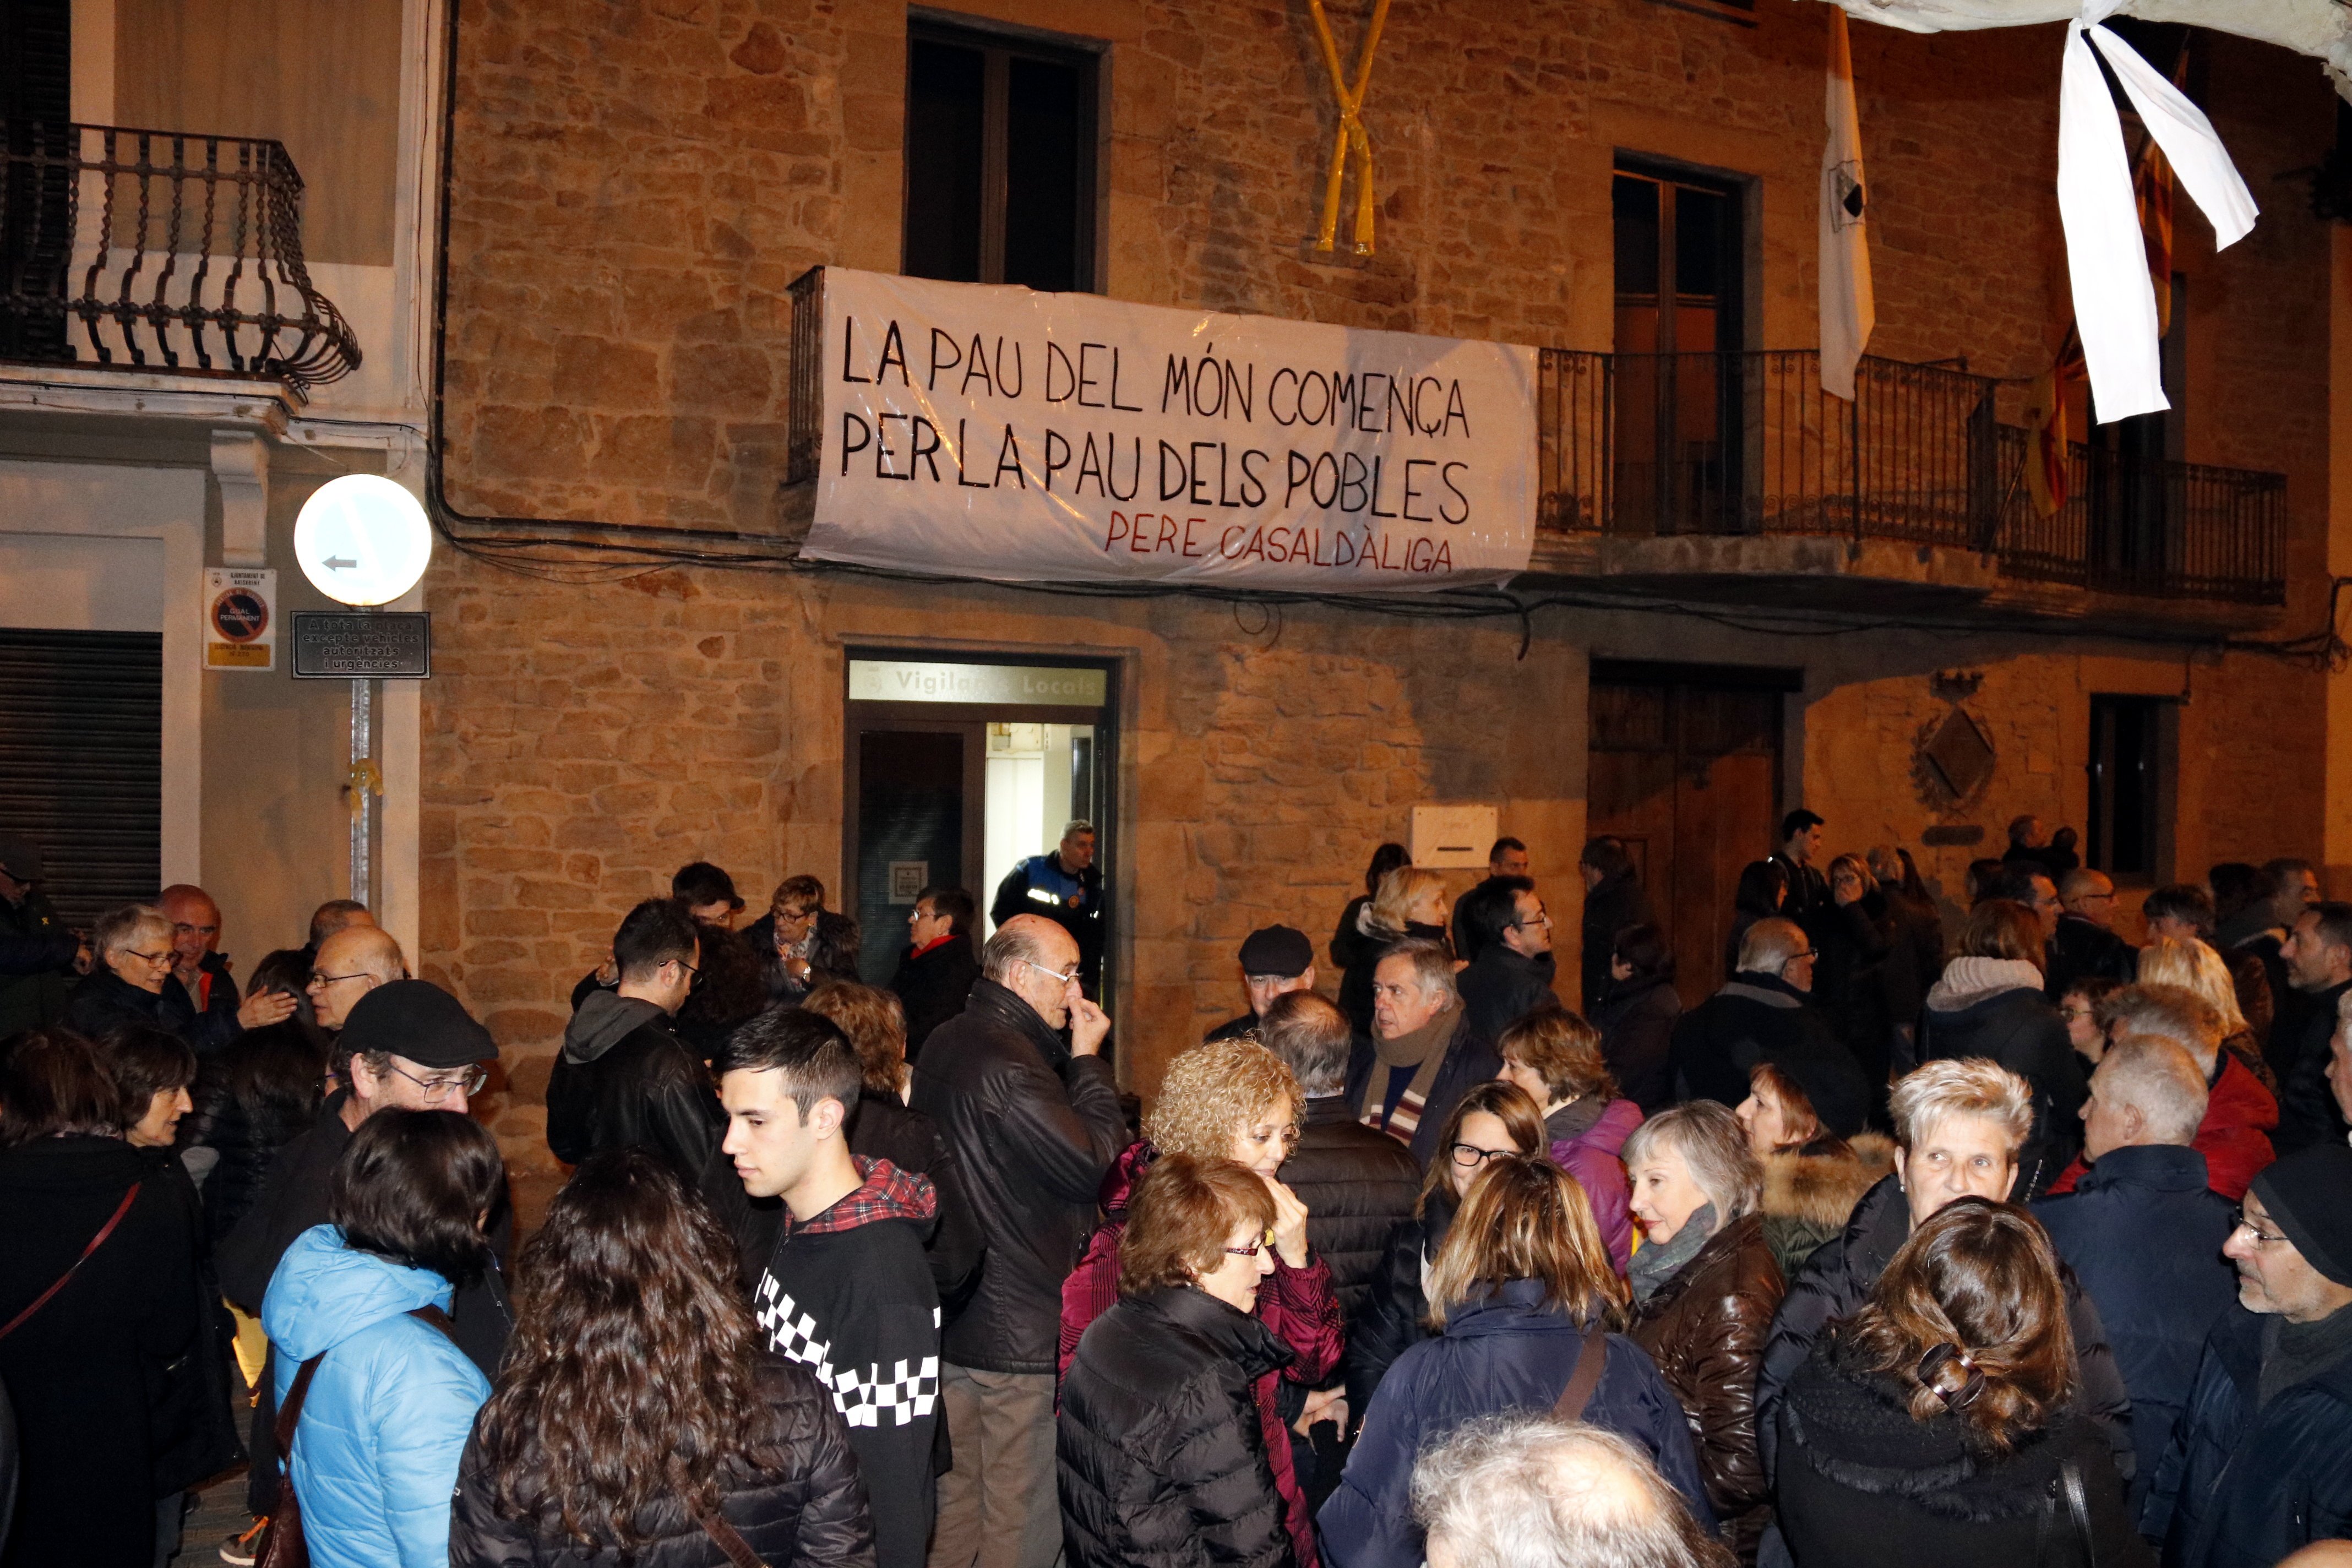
[1264,1175,1311,1270]
[237,989,297,1030]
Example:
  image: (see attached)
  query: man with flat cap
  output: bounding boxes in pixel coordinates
[216,979,510,1540]
[2146,1143,2352,1567]
[1206,924,1320,1042]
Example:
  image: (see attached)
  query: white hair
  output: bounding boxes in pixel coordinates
[1412,1414,1728,1568]
[2095,1037,2209,1147]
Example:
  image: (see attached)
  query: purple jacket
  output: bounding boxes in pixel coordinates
[1548,1097,1643,1272]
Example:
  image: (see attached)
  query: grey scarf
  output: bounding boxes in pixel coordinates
[1628,1202,1717,1304]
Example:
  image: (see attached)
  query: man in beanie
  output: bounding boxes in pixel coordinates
[1205,924,1319,1042]
[2147,1143,2352,1566]
[214,979,509,1557]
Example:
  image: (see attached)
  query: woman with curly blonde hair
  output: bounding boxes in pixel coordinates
[1058,1037,1340,1568]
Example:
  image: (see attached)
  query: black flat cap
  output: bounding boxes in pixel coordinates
[1238,925,1314,978]
[339,979,498,1068]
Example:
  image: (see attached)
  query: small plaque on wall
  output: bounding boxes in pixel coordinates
[888,862,929,904]
[1922,824,1985,846]
[1411,804,1498,869]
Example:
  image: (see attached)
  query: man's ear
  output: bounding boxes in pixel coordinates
[2121,1102,2148,1144]
[812,1096,848,1139]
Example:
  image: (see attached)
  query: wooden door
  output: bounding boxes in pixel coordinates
[1589,676,1783,1011]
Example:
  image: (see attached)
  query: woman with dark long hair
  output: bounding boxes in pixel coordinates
[450,1147,874,1567]
[1773,1199,2149,1567]
[176,947,330,1240]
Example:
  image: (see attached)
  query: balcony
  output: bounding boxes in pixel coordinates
[0,121,360,399]
[1532,347,2287,618]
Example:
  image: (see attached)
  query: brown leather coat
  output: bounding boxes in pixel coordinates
[1626,1210,1785,1564]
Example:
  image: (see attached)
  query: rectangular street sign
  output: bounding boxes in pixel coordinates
[290,611,433,679]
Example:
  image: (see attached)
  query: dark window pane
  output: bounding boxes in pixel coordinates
[1003,56,1086,292]
[1613,176,1658,299]
[1676,186,1724,302]
[904,40,985,282]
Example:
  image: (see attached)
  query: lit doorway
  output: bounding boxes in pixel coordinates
[843,654,1114,995]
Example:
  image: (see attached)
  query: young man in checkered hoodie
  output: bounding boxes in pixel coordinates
[715,1008,942,1568]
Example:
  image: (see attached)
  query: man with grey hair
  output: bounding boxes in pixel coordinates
[2035,1037,2238,1510]
[988,818,1104,994]
[1667,916,1855,1113]
[2046,867,2136,1000]
[1411,1414,1731,1568]
[910,913,1123,1568]
[1349,937,1501,1167]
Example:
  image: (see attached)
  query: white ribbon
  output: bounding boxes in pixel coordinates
[2057,2,2258,422]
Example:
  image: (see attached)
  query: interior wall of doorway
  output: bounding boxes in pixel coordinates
[1587,661,1795,1011]
[843,654,1114,994]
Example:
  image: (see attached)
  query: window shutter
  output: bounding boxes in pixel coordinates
[0,629,162,928]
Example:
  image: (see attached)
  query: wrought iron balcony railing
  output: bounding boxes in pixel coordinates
[1538,346,2285,607]
[0,120,360,393]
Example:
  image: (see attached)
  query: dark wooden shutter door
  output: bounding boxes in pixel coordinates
[0,629,163,929]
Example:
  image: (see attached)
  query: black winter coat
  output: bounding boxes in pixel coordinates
[2032,1144,2237,1512]
[1594,973,1682,1114]
[2045,915,2138,1000]
[546,994,724,1181]
[165,951,241,1041]
[1341,1204,1448,1413]
[1670,974,1845,1111]
[1277,1096,1421,1322]
[1343,1011,1501,1170]
[850,1091,986,1311]
[0,1136,200,1568]
[1776,1333,2153,1568]
[1811,900,1894,1087]
[890,935,982,1063]
[1579,868,1655,1013]
[1058,1286,1298,1568]
[0,885,77,1038]
[66,965,237,1054]
[2147,1304,2352,1568]
[447,1353,878,1568]
[1456,945,1556,1047]
[908,978,1126,1373]
[1916,986,2086,1198]
[175,1019,327,1241]
[1756,1175,2134,1485]
[2274,977,2352,1154]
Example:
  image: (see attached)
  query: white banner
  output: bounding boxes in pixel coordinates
[804,269,1538,589]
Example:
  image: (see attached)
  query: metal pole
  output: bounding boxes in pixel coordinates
[350,676,373,906]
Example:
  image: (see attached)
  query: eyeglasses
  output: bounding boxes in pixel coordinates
[1449,1142,1513,1170]
[123,948,174,966]
[2231,1208,2289,1248]
[1016,957,1082,987]
[385,1063,489,1101]
[674,957,704,992]
[1782,950,1820,966]
[308,970,372,988]
[1511,912,1553,929]
[1224,1229,1276,1258]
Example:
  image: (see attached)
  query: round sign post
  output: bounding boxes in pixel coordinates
[294,476,432,910]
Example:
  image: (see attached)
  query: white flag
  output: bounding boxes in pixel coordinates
[1820,7,1875,402]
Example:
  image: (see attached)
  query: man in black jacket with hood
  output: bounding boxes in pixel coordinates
[547,896,720,1180]
[718,1008,941,1568]
[911,913,1125,1568]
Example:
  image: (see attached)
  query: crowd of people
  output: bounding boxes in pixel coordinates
[6,816,2352,1568]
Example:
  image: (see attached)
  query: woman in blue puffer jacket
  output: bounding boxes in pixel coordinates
[1319,1153,1712,1568]
[262,1109,507,1568]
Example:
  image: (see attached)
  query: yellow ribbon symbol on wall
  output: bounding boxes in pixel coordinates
[1305,0,1392,255]
[346,760,383,822]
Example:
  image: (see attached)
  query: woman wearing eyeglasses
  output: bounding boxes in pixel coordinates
[1058,1038,1339,1568]
[1059,1153,1297,1567]
[1341,1080,1545,1414]
[64,903,291,1054]
[1318,1153,1712,1568]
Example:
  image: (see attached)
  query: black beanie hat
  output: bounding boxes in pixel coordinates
[2250,1144,2352,1287]
[339,979,499,1070]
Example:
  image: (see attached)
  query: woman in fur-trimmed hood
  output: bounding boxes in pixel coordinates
[1734,1058,1897,1282]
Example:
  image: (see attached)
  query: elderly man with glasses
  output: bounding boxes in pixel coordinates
[911,913,1125,1568]
[64,901,292,1052]
[2146,1145,2352,1568]
[215,973,507,1558]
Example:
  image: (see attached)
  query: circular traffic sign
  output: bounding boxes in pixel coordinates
[294,475,432,606]
[210,586,270,643]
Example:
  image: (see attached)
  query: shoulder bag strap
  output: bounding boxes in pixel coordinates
[682,1494,766,1568]
[1550,1325,1610,1423]
[274,1353,326,1452]
[407,1303,459,1340]
[0,1179,141,1342]
[2061,1459,2095,1566]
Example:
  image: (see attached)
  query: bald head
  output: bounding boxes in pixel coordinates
[983,914,1081,1030]
[308,899,375,948]
[309,924,406,1031]
[158,884,222,978]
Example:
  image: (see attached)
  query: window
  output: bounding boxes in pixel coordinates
[903,20,1099,292]
[2087,695,2166,879]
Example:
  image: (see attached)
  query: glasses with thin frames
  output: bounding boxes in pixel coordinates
[387,1063,489,1101]
[2231,1207,2289,1248]
[1224,1228,1277,1258]
[1017,957,1081,988]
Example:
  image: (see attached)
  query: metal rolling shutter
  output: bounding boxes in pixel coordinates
[0,629,162,929]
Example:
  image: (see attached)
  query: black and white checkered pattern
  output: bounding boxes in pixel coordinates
[755,1279,939,1428]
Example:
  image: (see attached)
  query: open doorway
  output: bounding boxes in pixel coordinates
[844,655,1114,996]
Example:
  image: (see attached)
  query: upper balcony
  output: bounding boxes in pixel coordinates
[1529,347,2287,627]
[0,120,361,416]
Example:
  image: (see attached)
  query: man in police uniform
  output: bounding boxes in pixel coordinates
[990,820,1106,994]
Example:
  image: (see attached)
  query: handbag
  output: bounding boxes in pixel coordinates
[2033,1457,2097,1566]
[254,1304,464,1568]
[0,1180,140,1342]
[1550,1324,1610,1422]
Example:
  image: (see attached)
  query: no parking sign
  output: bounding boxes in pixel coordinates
[203,568,277,670]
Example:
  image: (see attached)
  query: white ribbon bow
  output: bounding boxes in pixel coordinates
[2057,1,2258,422]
